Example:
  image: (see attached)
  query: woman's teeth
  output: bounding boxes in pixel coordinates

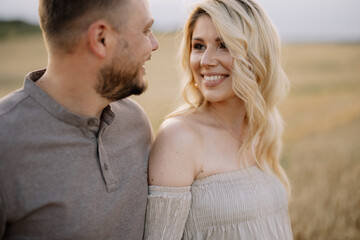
[203,75,227,81]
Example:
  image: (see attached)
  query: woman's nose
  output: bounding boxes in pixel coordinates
[200,48,217,67]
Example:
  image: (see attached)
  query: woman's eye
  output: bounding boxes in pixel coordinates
[219,42,227,49]
[193,43,205,50]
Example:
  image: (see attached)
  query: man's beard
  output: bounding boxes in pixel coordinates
[96,52,147,102]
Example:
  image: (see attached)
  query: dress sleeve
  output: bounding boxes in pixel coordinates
[143,185,191,240]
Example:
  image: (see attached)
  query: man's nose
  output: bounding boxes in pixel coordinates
[150,32,159,51]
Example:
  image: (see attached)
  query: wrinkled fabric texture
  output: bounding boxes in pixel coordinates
[145,166,293,240]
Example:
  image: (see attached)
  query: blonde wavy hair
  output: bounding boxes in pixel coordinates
[170,0,290,194]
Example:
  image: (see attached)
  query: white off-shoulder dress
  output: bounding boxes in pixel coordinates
[144,166,293,240]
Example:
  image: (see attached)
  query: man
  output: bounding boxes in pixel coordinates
[0,0,158,239]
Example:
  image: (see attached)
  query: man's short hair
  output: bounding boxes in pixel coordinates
[39,0,129,52]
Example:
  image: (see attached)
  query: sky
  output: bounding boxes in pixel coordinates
[0,0,359,42]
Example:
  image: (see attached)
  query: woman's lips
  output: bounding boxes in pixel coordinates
[202,74,229,87]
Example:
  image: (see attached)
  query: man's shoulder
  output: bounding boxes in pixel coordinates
[108,98,153,143]
[110,98,148,120]
[109,98,152,131]
[0,89,29,118]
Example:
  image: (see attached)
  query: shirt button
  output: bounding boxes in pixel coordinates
[88,119,96,127]
[104,163,109,170]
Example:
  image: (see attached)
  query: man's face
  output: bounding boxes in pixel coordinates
[96,0,159,101]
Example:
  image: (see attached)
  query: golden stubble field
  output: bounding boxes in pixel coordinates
[1,33,359,239]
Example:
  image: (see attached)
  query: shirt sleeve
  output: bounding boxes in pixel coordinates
[0,187,6,238]
[143,185,191,240]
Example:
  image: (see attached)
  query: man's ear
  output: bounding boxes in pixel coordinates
[88,20,111,59]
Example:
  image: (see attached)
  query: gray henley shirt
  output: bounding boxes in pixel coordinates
[0,70,153,240]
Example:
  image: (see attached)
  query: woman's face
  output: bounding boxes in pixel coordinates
[190,15,235,104]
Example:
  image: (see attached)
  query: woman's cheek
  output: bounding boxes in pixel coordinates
[190,53,201,71]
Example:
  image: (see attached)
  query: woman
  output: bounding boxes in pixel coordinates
[144,0,292,239]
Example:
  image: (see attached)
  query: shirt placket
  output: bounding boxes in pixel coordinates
[97,129,117,192]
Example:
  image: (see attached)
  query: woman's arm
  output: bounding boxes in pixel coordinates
[144,117,201,239]
[148,117,200,187]
[144,185,191,240]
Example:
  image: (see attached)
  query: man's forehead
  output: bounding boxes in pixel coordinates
[128,0,153,24]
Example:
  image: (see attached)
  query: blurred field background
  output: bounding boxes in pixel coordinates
[0,25,359,239]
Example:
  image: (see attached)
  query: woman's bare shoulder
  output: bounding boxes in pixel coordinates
[160,115,201,137]
[148,115,203,187]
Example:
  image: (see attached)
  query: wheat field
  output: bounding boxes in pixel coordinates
[0,33,359,239]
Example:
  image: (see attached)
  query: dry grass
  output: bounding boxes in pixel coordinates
[1,33,359,239]
[281,43,360,239]
[0,35,47,96]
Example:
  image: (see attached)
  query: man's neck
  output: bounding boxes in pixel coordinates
[36,58,109,119]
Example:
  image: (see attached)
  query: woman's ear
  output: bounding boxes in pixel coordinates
[88,20,110,59]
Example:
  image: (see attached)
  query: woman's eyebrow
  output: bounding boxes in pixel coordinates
[191,37,223,42]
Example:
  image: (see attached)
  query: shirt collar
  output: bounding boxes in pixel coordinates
[24,69,115,133]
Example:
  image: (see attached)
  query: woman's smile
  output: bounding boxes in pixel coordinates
[202,74,230,87]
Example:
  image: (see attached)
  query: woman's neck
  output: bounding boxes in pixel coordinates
[207,98,247,140]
